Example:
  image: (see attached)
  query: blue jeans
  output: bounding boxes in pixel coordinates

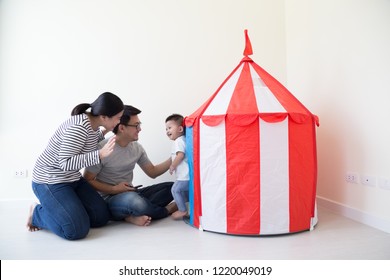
[32,178,110,240]
[171,180,189,211]
[105,182,173,220]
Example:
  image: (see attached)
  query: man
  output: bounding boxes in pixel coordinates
[84,105,176,226]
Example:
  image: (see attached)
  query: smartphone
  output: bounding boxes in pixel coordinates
[133,185,143,189]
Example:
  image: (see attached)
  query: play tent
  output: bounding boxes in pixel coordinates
[185,30,320,235]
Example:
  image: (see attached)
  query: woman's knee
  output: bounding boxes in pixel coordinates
[61,223,90,240]
[61,211,96,240]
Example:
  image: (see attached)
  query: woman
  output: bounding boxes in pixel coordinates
[27,92,124,240]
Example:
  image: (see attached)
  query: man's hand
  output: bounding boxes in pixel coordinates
[113,182,138,193]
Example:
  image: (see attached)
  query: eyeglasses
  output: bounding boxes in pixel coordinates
[122,122,141,130]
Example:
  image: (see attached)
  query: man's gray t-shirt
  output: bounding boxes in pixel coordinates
[85,137,151,197]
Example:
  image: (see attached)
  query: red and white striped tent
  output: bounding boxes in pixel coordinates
[185,30,319,235]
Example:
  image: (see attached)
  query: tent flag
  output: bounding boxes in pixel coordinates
[185,30,319,235]
[243,29,253,56]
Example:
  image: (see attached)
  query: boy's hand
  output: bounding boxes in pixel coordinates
[169,165,175,175]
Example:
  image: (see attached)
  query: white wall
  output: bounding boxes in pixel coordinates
[0,0,286,199]
[285,0,390,232]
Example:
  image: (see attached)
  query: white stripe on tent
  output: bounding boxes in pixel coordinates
[199,118,227,233]
[203,64,245,116]
[259,118,290,234]
[249,64,287,113]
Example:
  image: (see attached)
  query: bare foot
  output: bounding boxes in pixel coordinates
[27,203,41,232]
[165,201,178,215]
[124,215,151,226]
[171,210,188,220]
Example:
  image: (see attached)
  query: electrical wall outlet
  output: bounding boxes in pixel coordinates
[361,175,376,187]
[14,169,28,178]
[346,172,359,183]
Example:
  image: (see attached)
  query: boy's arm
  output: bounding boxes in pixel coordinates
[170,151,185,174]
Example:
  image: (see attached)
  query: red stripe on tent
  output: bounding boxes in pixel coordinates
[192,120,202,228]
[227,63,258,114]
[288,119,316,232]
[225,65,260,234]
[225,119,260,234]
[310,116,319,217]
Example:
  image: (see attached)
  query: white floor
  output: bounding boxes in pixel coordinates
[1,199,390,260]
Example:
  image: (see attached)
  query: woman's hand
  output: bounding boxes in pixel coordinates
[99,136,116,159]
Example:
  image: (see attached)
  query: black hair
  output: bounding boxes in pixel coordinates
[166,113,185,135]
[71,92,124,117]
[113,105,142,134]
[165,114,184,126]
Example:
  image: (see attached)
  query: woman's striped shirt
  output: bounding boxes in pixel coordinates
[32,113,104,184]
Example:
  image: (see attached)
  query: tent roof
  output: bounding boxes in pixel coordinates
[186,30,319,127]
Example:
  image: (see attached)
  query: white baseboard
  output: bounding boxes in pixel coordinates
[317,196,390,233]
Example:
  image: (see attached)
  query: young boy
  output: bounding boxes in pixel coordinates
[165,114,189,220]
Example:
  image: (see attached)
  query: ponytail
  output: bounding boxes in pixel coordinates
[71,103,91,116]
[70,92,123,117]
